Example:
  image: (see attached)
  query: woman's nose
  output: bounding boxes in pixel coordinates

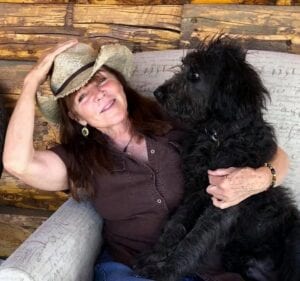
[94,91,105,103]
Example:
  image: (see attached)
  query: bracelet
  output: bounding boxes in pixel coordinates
[264,162,277,188]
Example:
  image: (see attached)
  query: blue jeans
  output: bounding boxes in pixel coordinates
[94,250,201,281]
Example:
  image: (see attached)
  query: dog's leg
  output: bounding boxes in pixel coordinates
[279,220,300,281]
[152,206,240,281]
[134,190,211,277]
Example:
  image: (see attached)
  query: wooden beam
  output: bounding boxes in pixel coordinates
[73,4,182,51]
[0,173,68,211]
[0,0,185,3]
[181,4,300,53]
[191,0,296,4]
[0,4,182,60]
[0,206,53,257]
[0,4,67,27]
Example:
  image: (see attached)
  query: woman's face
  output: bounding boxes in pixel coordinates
[68,68,128,132]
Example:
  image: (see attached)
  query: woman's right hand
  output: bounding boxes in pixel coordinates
[24,39,78,87]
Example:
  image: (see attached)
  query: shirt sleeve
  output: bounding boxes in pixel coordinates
[49,144,70,167]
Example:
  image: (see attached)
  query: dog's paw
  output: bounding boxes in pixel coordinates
[134,251,167,270]
[134,263,164,279]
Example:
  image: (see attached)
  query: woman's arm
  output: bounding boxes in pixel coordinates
[206,146,289,209]
[3,40,78,191]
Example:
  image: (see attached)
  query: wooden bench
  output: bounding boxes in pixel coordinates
[0,49,299,281]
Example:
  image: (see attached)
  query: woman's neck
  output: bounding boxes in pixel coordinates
[100,120,134,151]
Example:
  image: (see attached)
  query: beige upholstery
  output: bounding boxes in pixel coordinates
[0,199,103,281]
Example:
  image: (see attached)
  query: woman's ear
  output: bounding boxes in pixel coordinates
[68,111,87,126]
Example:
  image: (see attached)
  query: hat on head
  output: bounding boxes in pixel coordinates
[36,43,134,123]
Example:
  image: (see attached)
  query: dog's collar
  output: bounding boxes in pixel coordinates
[204,117,258,146]
[204,128,220,146]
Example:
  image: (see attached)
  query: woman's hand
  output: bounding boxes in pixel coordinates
[206,167,271,209]
[24,39,78,87]
[206,148,289,209]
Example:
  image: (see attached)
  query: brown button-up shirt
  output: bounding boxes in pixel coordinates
[51,130,185,266]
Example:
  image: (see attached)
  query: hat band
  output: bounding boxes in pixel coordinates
[54,61,95,96]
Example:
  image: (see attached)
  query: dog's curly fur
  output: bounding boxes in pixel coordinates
[134,37,300,281]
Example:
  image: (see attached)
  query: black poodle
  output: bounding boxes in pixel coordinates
[134,37,300,281]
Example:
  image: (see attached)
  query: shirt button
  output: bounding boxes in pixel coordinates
[150,149,155,154]
[156,199,162,204]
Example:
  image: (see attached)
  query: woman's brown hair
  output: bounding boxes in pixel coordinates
[57,66,172,201]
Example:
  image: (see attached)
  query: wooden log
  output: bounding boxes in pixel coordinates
[0,175,68,211]
[73,4,182,50]
[86,0,188,3]
[0,0,185,3]
[74,5,181,30]
[0,0,296,4]
[192,0,296,4]
[0,3,81,60]
[0,206,52,257]
[0,4,67,26]
[0,0,70,3]
[181,5,300,54]
[0,4,182,60]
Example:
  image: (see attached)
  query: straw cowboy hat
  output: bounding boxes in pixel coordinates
[36,42,134,123]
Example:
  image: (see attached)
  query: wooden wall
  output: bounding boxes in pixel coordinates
[0,0,299,257]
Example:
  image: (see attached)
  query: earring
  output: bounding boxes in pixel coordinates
[81,126,89,137]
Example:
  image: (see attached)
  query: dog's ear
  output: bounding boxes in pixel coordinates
[211,42,270,121]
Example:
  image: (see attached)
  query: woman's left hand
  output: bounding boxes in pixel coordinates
[206,167,270,209]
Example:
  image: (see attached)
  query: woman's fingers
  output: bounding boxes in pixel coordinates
[211,197,239,209]
[206,184,227,201]
[208,167,237,177]
[207,167,269,209]
[25,39,78,86]
[47,39,79,59]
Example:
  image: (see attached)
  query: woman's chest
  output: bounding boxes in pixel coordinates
[91,138,185,220]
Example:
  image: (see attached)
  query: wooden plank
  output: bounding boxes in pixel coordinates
[0,206,52,257]
[73,23,181,51]
[0,3,75,60]
[0,0,186,3]
[88,0,188,4]
[0,61,33,94]
[0,174,68,211]
[0,4,182,60]
[0,2,79,60]
[0,4,67,27]
[0,29,83,60]
[192,0,295,4]
[0,0,296,4]
[0,0,70,2]
[72,5,182,50]
[74,5,181,30]
[181,5,300,54]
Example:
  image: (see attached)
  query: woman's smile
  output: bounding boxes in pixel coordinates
[100,99,116,114]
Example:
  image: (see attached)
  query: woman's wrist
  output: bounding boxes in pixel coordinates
[255,166,274,192]
[23,74,41,89]
[264,162,277,189]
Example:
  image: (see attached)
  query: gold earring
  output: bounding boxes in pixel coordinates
[81,126,89,137]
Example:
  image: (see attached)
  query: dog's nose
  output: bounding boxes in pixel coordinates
[153,86,165,102]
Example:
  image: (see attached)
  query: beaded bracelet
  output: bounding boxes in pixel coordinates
[264,162,277,188]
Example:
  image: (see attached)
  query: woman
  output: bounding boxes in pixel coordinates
[3,40,289,281]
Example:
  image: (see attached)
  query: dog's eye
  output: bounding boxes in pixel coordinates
[188,72,201,82]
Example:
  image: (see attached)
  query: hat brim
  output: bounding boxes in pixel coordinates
[37,44,133,124]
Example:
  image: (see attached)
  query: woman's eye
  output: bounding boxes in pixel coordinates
[98,77,107,86]
[78,93,86,102]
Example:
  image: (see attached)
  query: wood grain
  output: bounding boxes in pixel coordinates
[181,5,300,53]
[0,206,52,257]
